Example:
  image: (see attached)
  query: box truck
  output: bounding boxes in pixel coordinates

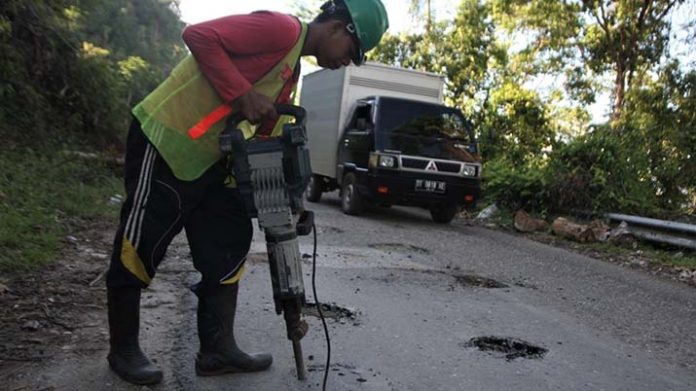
[300,62,481,224]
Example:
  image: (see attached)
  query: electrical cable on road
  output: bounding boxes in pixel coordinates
[311,222,331,391]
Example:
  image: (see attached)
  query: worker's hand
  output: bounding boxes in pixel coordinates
[234,90,277,124]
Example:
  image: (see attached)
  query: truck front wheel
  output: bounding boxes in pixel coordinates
[341,173,364,215]
[306,175,323,203]
[430,204,459,224]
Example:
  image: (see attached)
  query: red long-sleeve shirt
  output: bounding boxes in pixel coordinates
[181,11,302,104]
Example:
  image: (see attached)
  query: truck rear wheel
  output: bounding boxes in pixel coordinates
[341,173,364,215]
[430,204,459,224]
[306,175,323,203]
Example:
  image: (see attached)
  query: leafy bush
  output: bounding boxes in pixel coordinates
[545,128,659,214]
[484,128,670,216]
[482,158,548,211]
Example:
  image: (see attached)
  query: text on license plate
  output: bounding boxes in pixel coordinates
[415,179,446,193]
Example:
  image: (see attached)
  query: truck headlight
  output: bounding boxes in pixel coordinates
[379,155,396,168]
[462,165,477,177]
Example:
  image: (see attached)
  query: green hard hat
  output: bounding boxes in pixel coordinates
[342,0,389,65]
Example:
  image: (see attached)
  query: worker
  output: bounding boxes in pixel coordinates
[105,0,388,385]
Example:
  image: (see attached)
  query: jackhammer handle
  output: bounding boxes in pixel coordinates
[224,104,306,130]
[274,104,307,127]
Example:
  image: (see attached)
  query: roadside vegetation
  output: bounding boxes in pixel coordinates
[0,146,122,272]
[0,0,184,274]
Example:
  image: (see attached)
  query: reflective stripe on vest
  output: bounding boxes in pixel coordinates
[132,22,308,181]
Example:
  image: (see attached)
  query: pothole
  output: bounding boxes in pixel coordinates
[463,337,548,360]
[304,302,359,324]
[455,274,508,288]
[368,243,430,254]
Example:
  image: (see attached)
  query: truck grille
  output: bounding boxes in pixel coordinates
[401,158,428,169]
[401,157,461,173]
[434,161,462,173]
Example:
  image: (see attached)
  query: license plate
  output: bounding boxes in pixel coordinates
[415,179,446,193]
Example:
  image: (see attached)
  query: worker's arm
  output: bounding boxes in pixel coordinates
[182,11,300,122]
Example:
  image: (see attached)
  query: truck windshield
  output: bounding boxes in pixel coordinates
[375,98,475,159]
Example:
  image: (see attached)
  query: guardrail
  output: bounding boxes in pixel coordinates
[607,213,696,250]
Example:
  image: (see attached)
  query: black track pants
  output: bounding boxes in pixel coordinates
[106,118,252,294]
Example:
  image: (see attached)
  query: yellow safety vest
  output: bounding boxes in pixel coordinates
[132,22,307,181]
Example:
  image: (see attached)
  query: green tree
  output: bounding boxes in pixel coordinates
[435,0,505,127]
[619,61,696,210]
[492,0,686,123]
[409,0,433,33]
[0,0,185,145]
[371,0,556,165]
[481,82,557,164]
[77,0,185,102]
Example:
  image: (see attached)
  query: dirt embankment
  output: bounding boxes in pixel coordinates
[0,220,114,384]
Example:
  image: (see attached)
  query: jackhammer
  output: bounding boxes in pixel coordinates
[219,104,314,380]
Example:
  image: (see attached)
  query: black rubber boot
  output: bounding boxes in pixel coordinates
[107,287,163,385]
[195,283,273,376]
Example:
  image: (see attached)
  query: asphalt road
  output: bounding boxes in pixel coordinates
[14,192,696,390]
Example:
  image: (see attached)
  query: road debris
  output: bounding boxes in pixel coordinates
[109,194,124,205]
[513,210,549,233]
[476,203,498,220]
[552,217,609,243]
[608,221,635,245]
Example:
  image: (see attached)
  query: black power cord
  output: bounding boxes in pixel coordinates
[311,222,331,391]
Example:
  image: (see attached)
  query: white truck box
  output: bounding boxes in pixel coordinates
[300,62,445,178]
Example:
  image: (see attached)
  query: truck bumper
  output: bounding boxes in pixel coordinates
[360,169,481,209]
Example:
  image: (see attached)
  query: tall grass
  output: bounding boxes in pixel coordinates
[0,146,122,274]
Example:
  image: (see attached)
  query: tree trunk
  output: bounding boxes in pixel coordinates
[426,0,431,34]
[612,60,627,124]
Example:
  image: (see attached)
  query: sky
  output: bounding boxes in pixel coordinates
[178,0,433,31]
[177,0,693,125]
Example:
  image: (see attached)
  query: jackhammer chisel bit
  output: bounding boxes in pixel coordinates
[219,104,314,380]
